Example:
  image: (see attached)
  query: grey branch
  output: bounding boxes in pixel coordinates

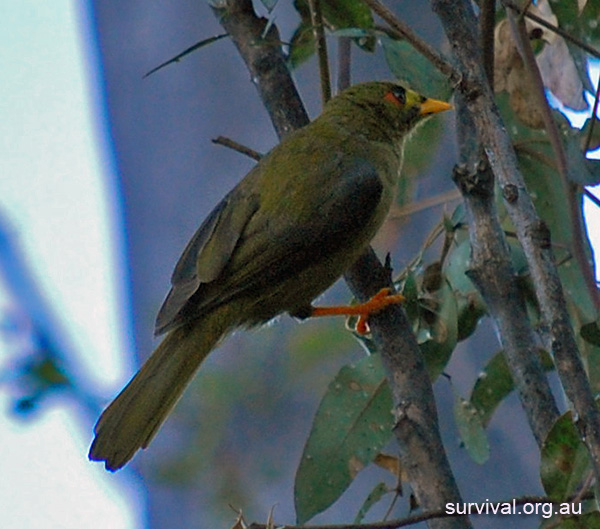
[213,0,470,527]
[432,0,600,486]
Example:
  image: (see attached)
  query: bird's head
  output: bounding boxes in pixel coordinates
[323,81,452,143]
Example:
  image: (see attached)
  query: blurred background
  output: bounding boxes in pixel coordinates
[1,1,599,528]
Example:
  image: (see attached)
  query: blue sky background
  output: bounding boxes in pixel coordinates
[0,3,140,527]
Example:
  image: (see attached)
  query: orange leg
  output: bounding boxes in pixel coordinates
[311,288,405,334]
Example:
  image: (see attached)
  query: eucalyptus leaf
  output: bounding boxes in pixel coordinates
[547,511,600,529]
[289,22,316,69]
[294,354,393,523]
[453,390,490,464]
[470,349,555,427]
[354,482,389,524]
[581,320,600,347]
[551,0,600,48]
[540,411,590,501]
[419,279,458,380]
[380,35,452,99]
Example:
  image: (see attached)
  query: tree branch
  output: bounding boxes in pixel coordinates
[504,6,600,312]
[503,0,600,61]
[247,493,591,529]
[308,0,332,104]
[431,0,600,488]
[213,1,469,526]
[479,0,495,86]
[451,154,559,445]
[211,0,309,137]
[344,251,470,529]
[360,0,459,82]
[211,135,262,161]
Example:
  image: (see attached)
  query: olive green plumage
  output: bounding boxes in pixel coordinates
[89,81,451,471]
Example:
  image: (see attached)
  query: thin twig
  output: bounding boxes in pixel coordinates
[584,70,600,155]
[504,0,600,60]
[585,188,600,208]
[143,34,228,78]
[388,189,461,220]
[308,0,332,104]
[516,0,534,23]
[360,0,459,82]
[247,493,592,529]
[337,37,352,93]
[211,136,262,161]
[479,0,495,87]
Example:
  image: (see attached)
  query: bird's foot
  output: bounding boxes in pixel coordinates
[310,287,405,334]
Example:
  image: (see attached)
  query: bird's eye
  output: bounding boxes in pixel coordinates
[392,86,406,104]
[384,86,406,106]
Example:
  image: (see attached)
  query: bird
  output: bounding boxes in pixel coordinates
[89,81,452,471]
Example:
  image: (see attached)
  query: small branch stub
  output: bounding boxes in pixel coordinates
[502,184,519,203]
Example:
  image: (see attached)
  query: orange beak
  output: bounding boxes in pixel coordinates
[419,97,453,116]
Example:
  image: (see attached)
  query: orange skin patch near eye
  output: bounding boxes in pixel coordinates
[384,91,403,106]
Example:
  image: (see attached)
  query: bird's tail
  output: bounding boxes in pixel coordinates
[89,304,234,471]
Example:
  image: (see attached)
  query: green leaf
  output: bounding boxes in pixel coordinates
[547,511,600,528]
[294,354,394,523]
[318,0,374,33]
[289,0,375,68]
[143,34,228,78]
[552,0,600,48]
[581,116,600,152]
[565,131,600,185]
[418,279,458,380]
[540,411,590,501]
[289,22,316,69]
[470,349,555,427]
[380,35,452,99]
[584,159,600,186]
[332,28,372,38]
[444,236,488,342]
[453,389,489,464]
[581,320,600,347]
[354,482,389,524]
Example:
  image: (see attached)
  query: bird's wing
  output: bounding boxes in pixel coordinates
[155,184,259,335]
[202,156,385,312]
[156,154,385,335]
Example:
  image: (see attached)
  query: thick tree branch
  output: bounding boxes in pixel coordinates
[213,1,469,526]
[344,251,470,529]
[211,0,309,137]
[431,0,600,485]
[451,149,559,445]
[505,7,600,312]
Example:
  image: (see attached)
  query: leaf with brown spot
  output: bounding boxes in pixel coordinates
[294,354,394,523]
